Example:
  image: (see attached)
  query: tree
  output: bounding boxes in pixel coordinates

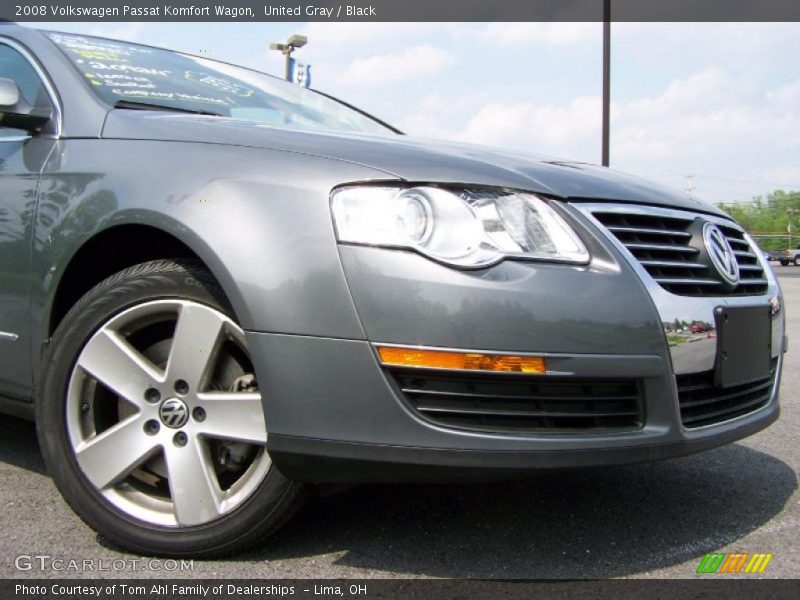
[717,190,800,251]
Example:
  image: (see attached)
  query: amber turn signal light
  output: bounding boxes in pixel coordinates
[376,346,546,373]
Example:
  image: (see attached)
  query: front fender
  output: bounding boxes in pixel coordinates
[33,139,392,357]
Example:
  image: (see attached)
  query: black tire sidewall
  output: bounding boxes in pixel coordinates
[36,259,303,557]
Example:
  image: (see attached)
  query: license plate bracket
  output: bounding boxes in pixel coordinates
[714,305,772,388]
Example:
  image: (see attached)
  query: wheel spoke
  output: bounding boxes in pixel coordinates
[165,439,223,526]
[75,415,159,489]
[78,329,162,406]
[196,392,267,444]
[166,303,227,389]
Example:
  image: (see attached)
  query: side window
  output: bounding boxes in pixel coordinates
[0,43,52,138]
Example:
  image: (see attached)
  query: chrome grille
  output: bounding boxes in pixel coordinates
[592,210,768,296]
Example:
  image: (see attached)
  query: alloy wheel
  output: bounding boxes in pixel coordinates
[65,299,270,527]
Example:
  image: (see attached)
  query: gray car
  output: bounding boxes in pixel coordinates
[0,24,785,557]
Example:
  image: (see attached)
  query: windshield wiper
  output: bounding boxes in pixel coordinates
[114,100,223,117]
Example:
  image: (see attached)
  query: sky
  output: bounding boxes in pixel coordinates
[30,21,800,205]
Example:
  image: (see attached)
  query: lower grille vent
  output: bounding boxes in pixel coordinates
[677,359,778,428]
[389,370,644,434]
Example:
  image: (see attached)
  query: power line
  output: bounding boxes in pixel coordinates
[691,174,800,188]
[719,197,800,205]
[642,173,800,189]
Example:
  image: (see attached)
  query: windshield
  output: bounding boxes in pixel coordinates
[45,31,396,136]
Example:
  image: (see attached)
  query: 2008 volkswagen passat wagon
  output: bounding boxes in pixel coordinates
[0,24,784,557]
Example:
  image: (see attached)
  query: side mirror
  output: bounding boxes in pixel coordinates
[0,77,52,133]
[0,78,20,107]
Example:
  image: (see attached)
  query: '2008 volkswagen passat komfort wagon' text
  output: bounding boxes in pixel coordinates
[0,24,784,556]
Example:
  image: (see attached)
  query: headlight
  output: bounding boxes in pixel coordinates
[331,186,590,268]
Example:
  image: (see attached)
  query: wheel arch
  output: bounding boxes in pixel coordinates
[46,223,248,339]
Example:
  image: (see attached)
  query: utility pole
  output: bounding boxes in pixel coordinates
[269,34,308,81]
[601,0,611,167]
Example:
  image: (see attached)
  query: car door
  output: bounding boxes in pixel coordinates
[0,39,57,400]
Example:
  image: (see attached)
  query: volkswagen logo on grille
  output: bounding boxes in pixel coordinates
[159,398,189,429]
[703,222,739,286]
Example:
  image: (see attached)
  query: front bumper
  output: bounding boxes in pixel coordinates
[249,201,784,483]
[251,333,780,483]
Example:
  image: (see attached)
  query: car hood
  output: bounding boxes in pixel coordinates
[103,111,726,217]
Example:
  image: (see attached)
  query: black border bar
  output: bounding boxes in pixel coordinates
[5,579,800,600]
[4,0,800,23]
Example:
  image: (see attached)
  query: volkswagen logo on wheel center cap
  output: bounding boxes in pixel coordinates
[159,398,189,429]
[702,222,740,286]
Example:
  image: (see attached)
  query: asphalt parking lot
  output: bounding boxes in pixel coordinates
[2,266,798,580]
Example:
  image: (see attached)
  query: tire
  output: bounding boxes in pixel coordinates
[794,257,800,266]
[781,260,789,266]
[37,259,307,557]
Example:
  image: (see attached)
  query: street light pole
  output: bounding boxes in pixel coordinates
[788,208,800,249]
[602,0,611,167]
[269,34,308,82]
[283,48,291,81]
